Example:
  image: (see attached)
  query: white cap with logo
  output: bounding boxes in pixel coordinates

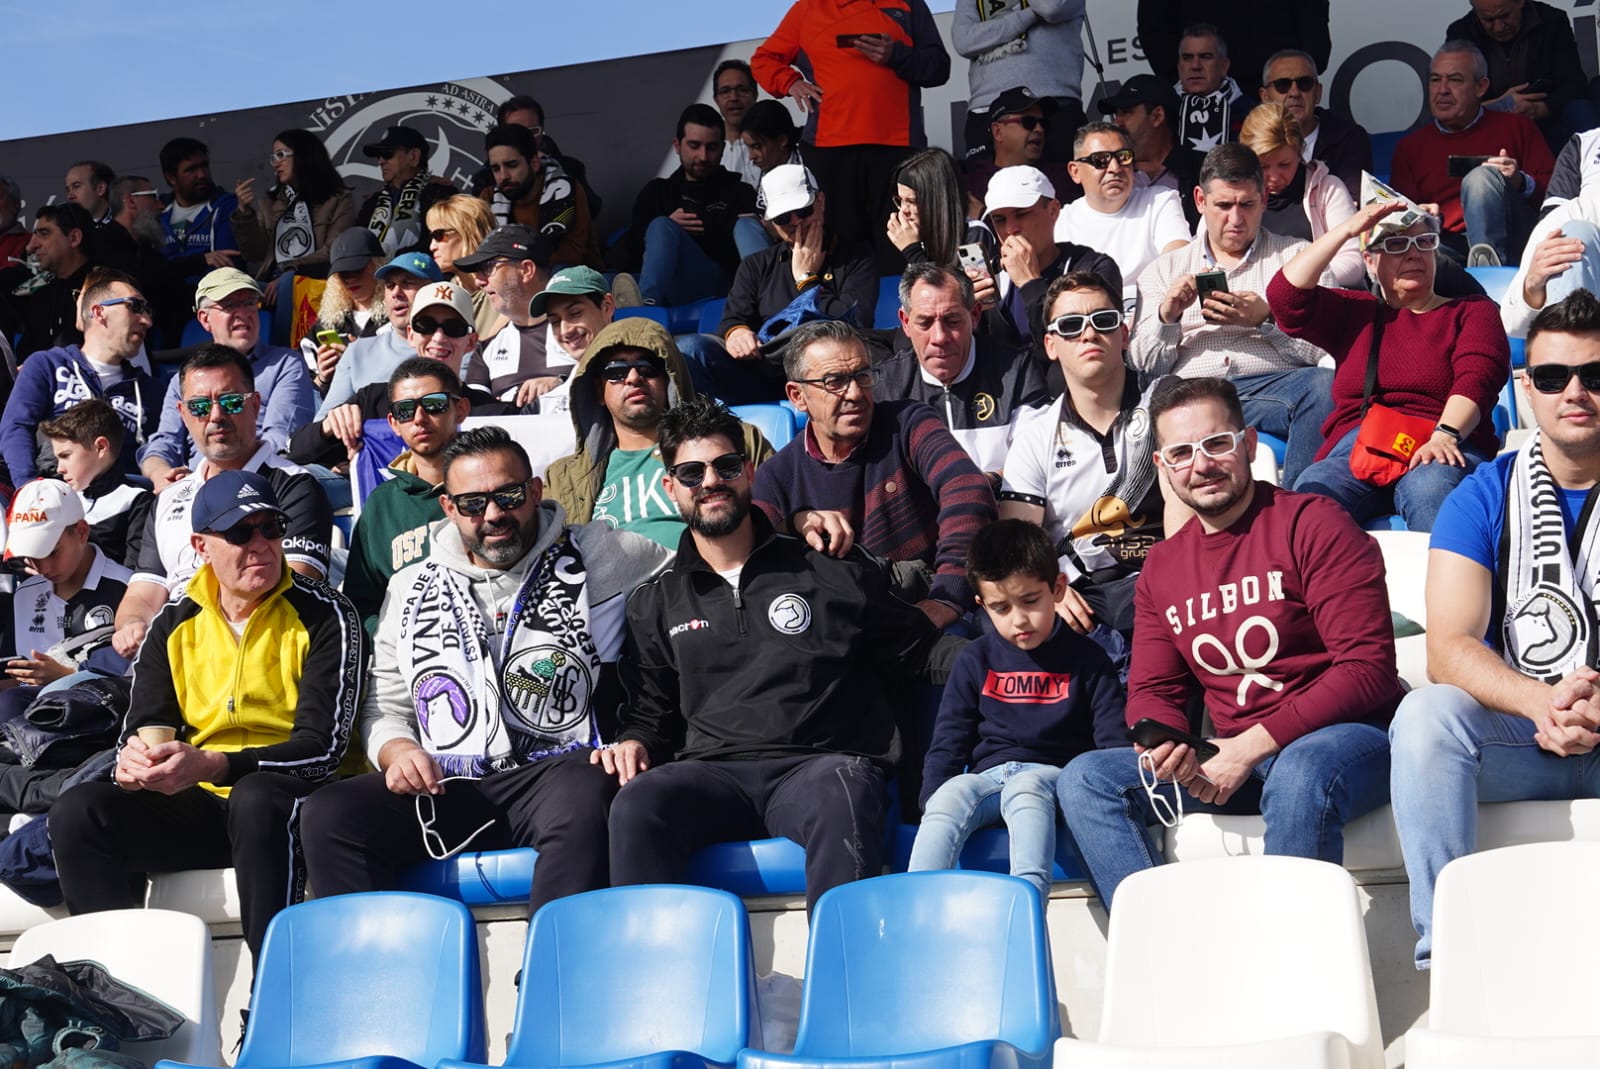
[5,480,85,560]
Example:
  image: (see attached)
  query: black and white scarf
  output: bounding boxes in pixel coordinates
[1179,88,1232,152]
[273,186,313,269]
[398,530,601,777]
[1501,432,1600,681]
[366,172,429,249]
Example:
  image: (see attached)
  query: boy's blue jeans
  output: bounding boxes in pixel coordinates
[908,761,1062,901]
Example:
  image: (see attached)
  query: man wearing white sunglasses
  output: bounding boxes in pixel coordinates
[1057,375,1400,911]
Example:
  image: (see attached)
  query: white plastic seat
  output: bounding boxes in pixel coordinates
[1404,842,1600,1067]
[8,908,220,1066]
[1053,1030,1355,1067]
[1055,856,1382,1069]
[1369,529,1429,689]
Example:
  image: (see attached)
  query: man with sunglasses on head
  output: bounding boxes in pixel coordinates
[963,88,1076,213]
[53,469,363,976]
[1,268,161,484]
[754,319,997,630]
[113,345,331,660]
[603,396,964,914]
[686,164,878,404]
[301,425,666,918]
[546,318,773,546]
[139,267,314,490]
[1000,272,1179,647]
[1389,289,1600,970]
[1055,122,1190,320]
[287,280,511,469]
[341,359,471,634]
[1255,50,1372,199]
[1057,375,1400,912]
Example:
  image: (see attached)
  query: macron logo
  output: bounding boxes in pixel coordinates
[981,671,1072,704]
[668,619,711,638]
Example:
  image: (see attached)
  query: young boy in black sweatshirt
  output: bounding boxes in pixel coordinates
[40,400,153,570]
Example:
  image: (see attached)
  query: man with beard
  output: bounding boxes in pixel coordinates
[99,176,188,348]
[157,138,241,283]
[300,426,666,917]
[1055,376,1399,911]
[480,124,603,270]
[625,104,761,306]
[354,127,455,257]
[602,396,965,914]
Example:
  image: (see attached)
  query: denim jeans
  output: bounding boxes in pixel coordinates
[1055,722,1391,910]
[1232,366,1335,487]
[1544,219,1600,305]
[1460,165,1536,265]
[908,761,1063,901]
[675,333,788,405]
[1294,424,1492,532]
[639,216,730,306]
[1389,683,1600,968]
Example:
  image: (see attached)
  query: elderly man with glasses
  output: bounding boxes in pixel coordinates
[52,468,364,977]
[300,425,667,919]
[1056,374,1400,912]
[753,319,998,630]
[139,267,314,489]
[1256,49,1374,198]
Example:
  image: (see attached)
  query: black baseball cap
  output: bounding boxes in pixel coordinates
[989,86,1058,121]
[453,225,542,272]
[362,126,427,158]
[1098,75,1180,118]
[328,227,384,273]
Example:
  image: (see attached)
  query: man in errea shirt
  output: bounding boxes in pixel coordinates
[1057,376,1400,910]
[112,345,331,660]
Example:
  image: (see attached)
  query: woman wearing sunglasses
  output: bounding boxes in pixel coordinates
[231,129,355,306]
[1240,105,1364,289]
[425,195,505,339]
[1268,198,1511,531]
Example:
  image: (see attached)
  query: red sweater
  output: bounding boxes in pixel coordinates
[1267,274,1509,461]
[1389,109,1554,234]
[1127,484,1402,745]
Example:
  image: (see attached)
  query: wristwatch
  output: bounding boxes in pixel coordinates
[1434,422,1462,441]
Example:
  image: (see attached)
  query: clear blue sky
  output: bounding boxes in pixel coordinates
[2,0,957,141]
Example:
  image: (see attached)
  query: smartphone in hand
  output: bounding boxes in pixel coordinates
[1129,717,1221,763]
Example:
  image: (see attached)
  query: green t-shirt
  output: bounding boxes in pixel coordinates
[593,446,684,548]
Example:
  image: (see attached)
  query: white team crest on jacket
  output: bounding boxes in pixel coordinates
[767,594,811,635]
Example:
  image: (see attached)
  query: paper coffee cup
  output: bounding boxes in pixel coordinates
[137,726,177,746]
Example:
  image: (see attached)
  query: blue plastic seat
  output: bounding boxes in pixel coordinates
[671,299,714,335]
[1255,432,1287,465]
[873,275,902,330]
[731,403,796,450]
[1466,265,1518,305]
[1509,335,1525,368]
[441,886,756,1069]
[158,892,485,1069]
[738,872,1059,1069]
[698,299,727,335]
[616,306,672,328]
[179,318,209,348]
[888,825,1086,882]
[1362,514,1409,531]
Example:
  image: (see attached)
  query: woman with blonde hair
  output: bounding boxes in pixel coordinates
[427,195,504,337]
[1240,103,1364,288]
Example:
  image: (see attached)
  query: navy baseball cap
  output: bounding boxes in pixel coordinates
[191,471,287,534]
[375,251,445,283]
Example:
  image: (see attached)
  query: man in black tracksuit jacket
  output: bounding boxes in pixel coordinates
[601,397,965,913]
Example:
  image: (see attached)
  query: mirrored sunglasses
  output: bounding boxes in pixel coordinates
[389,392,456,422]
[184,392,250,419]
[449,480,530,517]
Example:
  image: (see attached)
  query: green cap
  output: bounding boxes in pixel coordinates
[528,266,610,319]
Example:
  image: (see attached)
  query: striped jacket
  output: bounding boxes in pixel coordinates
[123,564,365,796]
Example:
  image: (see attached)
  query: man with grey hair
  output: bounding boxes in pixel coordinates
[1172,23,1249,151]
[98,175,187,347]
[1391,38,1555,266]
[753,318,998,629]
[875,262,1049,475]
[1256,49,1373,197]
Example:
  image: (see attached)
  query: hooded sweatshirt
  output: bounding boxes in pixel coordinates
[359,499,669,769]
[0,344,161,482]
[543,317,776,526]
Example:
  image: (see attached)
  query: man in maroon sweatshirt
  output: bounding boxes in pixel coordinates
[1056,376,1402,910]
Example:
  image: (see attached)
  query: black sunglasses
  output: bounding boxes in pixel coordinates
[212,517,286,545]
[412,315,473,338]
[772,203,816,228]
[429,228,456,242]
[600,359,666,383]
[1267,76,1319,94]
[667,452,746,488]
[97,296,153,317]
[1530,362,1600,394]
[997,114,1047,131]
[1046,309,1124,338]
[184,392,251,419]
[1074,149,1135,169]
[449,480,531,517]
[389,392,456,421]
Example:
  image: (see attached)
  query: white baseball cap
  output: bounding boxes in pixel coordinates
[761,164,820,221]
[5,480,85,560]
[408,280,477,326]
[984,166,1057,217]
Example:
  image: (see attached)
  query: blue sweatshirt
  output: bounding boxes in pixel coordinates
[919,622,1126,810]
[0,346,162,483]
[138,341,315,469]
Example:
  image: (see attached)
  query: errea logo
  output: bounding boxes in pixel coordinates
[669,618,711,638]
